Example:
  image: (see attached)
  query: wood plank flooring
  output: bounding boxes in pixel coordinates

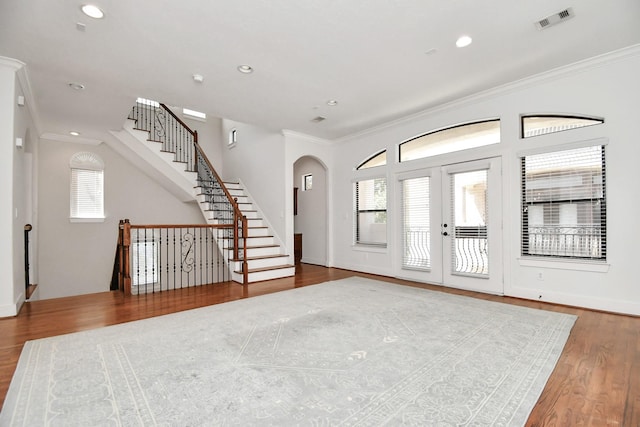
[1,264,638,425]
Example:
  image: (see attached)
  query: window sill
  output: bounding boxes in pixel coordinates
[70,217,105,223]
[518,257,609,273]
[352,244,387,254]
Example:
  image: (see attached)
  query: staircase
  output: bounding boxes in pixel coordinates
[111,101,295,284]
[197,182,294,282]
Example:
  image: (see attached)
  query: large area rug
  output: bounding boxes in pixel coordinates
[0,277,576,426]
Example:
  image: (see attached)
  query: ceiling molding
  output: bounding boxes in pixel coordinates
[335,43,640,145]
[41,132,103,145]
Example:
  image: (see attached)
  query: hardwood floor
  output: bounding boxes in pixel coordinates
[1,264,638,425]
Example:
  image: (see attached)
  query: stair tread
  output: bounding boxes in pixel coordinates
[231,244,280,250]
[230,254,290,262]
[234,264,296,274]
[220,235,274,239]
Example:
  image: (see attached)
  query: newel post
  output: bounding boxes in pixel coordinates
[120,219,132,295]
[242,216,249,285]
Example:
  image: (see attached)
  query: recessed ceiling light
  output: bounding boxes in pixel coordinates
[237,65,253,74]
[68,82,85,90]
[81,4,104,19]
[327,100,338,106]
[70,131,80,136]
[456,35,473,48]
[192,74,204,83]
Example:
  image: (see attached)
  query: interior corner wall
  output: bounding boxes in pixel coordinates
[221,120,287,244]
[37,139,204,300]
[0,62,18,316]
[330,48,640,315]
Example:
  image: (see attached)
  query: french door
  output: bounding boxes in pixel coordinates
[398,157,503,294]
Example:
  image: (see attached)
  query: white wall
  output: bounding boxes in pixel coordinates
[221,120,287,244]
[294,156,327,265]
[0,60,19,315]
[284,131,334,266]
[182,114,225,177]
[37,139,204,300]
[330,46,640,315]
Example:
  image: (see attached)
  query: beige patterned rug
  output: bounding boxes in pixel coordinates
[0,277,575,426]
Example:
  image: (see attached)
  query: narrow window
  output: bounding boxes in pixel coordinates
[229,128,237,146]
[357,150,386,170]
[303,174,313,191]
[521,115,603,138]
[399,119,500,162]
[354,178,387,246]
[70,152,104,221]
[521,144,606,260]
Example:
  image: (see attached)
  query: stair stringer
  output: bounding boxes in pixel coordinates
[107,120,197,202]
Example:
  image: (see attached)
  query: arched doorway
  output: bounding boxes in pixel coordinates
[293,156,327,266]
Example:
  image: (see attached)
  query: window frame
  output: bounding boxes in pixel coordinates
[69,152,105,222]
[520,114,604,139]
[520,143,607,261]
[356,150,387,170]
[399,118,500,163]
[354,177,388,247]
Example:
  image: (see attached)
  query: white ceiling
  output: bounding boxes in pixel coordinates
[1,0,639,142]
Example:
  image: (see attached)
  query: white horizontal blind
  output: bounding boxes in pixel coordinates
[132,240,159,286]
[402,177,431,269]
[521,145,606,259]
[70,168,104,218]
[354,178,387,246]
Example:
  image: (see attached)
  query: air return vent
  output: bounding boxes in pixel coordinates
[311,116,326,123]
[536,7,575,30]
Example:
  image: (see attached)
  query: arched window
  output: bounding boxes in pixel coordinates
[399,119,500,162]
[69,152,104,220]
[356,150,386,170]
[521,114,603,138]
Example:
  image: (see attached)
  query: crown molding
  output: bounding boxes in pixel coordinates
[282,129,332,146]
[335,44,640,144]
[41,132,103,145]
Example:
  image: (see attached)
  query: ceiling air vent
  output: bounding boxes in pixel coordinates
[311,116,326,123]
[536,7,575,30]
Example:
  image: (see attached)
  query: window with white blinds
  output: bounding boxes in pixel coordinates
[354,178,387,246]
[401,176,431,269]
[521,145,606,260]
[70,152,104,220]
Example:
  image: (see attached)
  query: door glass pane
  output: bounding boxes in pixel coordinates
[451,170,488,276]
[402,177,430,270]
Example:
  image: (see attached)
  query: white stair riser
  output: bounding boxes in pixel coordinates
[230,246,282,258]
[233,256,290,270]
[237,237,275,247]
[247,227,270,237]
[231,266,296,283]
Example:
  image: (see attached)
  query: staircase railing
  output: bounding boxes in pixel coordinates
[116,219,237,294]
[128,101,248,285]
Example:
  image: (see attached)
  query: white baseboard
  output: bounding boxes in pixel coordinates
[0,292,25,318]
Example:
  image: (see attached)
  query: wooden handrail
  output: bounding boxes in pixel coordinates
[159,103,198,141]
[193,142,248,266]
[130,223,234,230]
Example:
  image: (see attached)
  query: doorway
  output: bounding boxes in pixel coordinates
[398,157,503,294]
[293,156,328,266]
